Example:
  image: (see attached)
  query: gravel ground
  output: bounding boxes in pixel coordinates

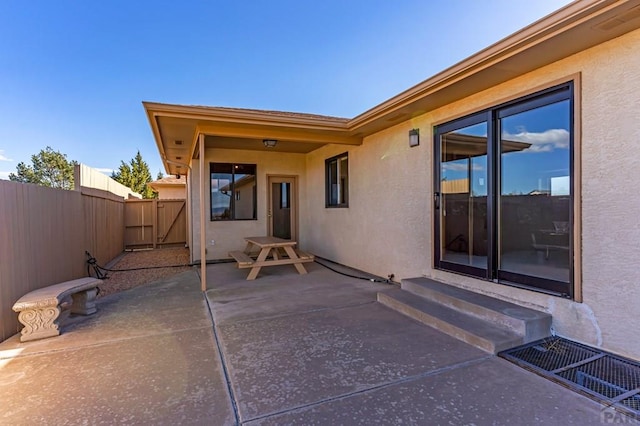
[96,247,193,298]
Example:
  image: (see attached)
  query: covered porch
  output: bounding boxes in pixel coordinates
[143,103,363,291]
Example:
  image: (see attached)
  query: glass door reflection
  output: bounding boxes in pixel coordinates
[498,100,571,287]
[439,121,488,276]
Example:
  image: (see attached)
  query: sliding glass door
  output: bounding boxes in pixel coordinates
[497,96,572,293]
[436,114,490,279]
[435,83,573,297]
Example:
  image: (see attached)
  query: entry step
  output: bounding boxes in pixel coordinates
[377,277,551,353]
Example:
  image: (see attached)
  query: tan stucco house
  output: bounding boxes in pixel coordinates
[147,175,187,199]
[145,0,640,360]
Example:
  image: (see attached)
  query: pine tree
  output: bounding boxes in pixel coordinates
[112,151,154,198]
[9,146,76,190]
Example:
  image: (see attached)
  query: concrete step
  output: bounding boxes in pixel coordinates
[401,277,551,341]
[378,289,524,353]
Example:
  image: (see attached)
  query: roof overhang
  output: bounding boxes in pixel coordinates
[143,103,360,176]
[145,0,640,176]
[350,0,640,135]
[147,182,186,191]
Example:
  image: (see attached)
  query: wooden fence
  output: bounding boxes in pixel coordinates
[124,199,186,249]
[0,180,125,342]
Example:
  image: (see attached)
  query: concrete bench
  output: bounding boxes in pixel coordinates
[12,277,101,342]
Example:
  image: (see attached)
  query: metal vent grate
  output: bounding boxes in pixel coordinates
[500,336,640,419]
[506,338,600,371]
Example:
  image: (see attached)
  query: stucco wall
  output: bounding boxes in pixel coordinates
[191,148,307,260]
[303,28,640,359]
[154,185,186,200]
[579,28,640,360]
[304,127,431,281]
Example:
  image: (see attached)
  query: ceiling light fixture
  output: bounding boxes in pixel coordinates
[263,139,278,148]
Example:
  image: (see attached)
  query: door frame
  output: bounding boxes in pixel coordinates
[433,82,575,298]
[267,175,299,241]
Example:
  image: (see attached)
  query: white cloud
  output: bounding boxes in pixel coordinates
[0,171,11,180]
[0,150,13,162]
[503,128,569,153]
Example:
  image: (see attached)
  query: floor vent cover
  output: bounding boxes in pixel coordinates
[500,336,640,419]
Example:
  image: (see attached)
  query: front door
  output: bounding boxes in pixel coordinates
[268,176,297,241]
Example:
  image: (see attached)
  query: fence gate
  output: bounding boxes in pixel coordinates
[124,199,187,249]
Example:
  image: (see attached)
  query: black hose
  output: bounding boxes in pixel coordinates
[85,250,193,279]
[313,258,394,284]
[86,252,109,279]
[86,250,395,285]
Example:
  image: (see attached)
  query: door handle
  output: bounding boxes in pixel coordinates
[434,192,440,210]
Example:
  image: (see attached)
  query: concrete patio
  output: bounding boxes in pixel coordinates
[0,262,607,425]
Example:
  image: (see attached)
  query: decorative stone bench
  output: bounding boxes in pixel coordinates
[12,277,101,342]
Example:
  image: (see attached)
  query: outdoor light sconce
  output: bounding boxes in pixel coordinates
[409,129,420,147]
[263,139,278,148]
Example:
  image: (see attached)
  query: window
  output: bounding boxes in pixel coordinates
[325,153,349,207]
[210,163,257,220]
[434,82,574,297]
[280,182,290,209]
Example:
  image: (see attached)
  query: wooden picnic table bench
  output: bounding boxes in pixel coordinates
[12,277,101,342]
[229,236,314,280]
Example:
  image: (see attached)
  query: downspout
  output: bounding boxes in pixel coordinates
[198,134,207,292]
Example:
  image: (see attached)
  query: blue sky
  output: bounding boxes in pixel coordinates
[0,0,572,180]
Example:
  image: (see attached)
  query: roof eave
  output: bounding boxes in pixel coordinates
[142,102,360,175]
[349,0,640,135]
[142,102,351,130]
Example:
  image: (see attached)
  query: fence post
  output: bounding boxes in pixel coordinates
[153,199,158,249]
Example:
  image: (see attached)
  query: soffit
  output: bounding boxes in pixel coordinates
[204,136,324,153]
[145,106,357,175]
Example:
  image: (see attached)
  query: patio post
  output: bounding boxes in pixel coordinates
[199,133,207,292]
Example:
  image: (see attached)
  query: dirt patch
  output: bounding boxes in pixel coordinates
[96,247,193,298]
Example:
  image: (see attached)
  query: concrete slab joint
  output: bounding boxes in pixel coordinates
[12,277,101,342]
[0,264,607,424]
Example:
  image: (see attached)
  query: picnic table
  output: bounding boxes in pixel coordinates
[229,236,314,280]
